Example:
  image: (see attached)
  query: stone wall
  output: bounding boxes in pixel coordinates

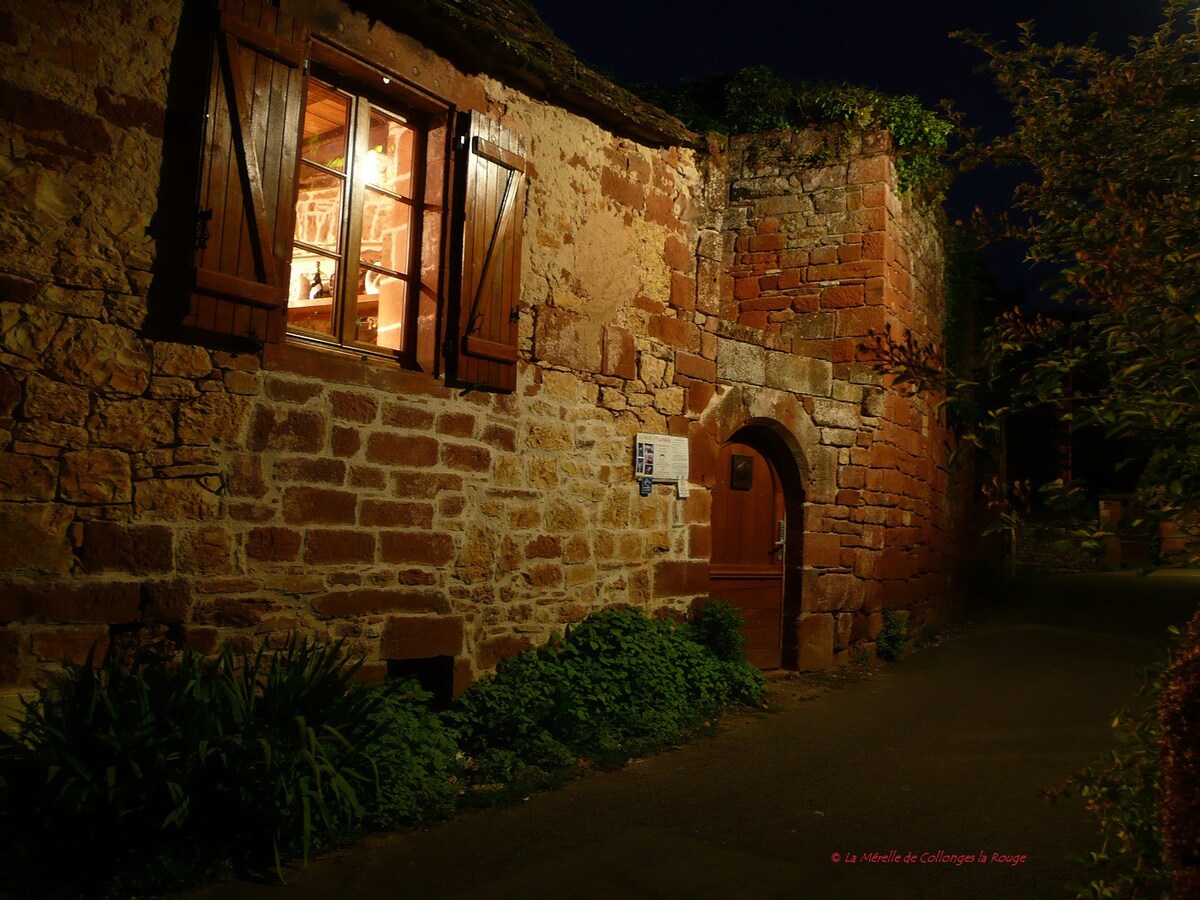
[721,129,955,667]
[0,0,957,693]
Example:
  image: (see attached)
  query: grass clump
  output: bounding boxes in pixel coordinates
[875,610,909,662]
[452,605,766,783]
[0,638,458,897]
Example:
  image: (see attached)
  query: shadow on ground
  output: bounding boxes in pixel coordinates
[191,571,1198,900]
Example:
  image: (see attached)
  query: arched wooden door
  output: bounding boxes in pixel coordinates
[708,440,786,669]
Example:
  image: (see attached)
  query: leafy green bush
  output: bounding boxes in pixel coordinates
[875,611,908,661]
[0,638,454,896]
[362,685,462,829]
[452,607,766,782]
[1045,651,1172,899]
[689,600,748,662]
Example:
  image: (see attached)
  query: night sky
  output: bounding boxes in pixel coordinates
[527,0,1167,299]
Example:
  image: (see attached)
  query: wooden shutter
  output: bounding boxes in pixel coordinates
[451,111,527,392]
[185,0,307,345]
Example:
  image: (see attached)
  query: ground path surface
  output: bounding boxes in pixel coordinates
[193,572,1198,900]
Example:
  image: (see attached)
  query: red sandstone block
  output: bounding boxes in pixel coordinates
[686,381,716,415]
[381,615,464,659]
[265,378,321,404]
[862,184,886,208]
[32,626,109,665]
[670,271,696,310]
[349,465,387,489]
[329,390,378,424]
[248,407,325,453]
[392,471,463,499]
[743,295,791,312]
[805,532,843,568]
[688,525,711,559]
[79,522,173,574]
[836,306,884,337]
[600,168,645,210]
[380,531,455,565]
[481,424,517,451]
[282,486,357,524]
[738,311,769,330]
[777,269,802,290]
[601,324,637,379]
[821,284,866,309]
[674,352,716,382]
[0,582,140,624]
[748,233,785,253]
[275,457,345,484]
[810,247,837,265]
[442,443,491,473]
[366,433,438,467]
[525,563,562,588]
[849,155,889,183]
[664,235,691,271]
[759,274,779,291]
[309,592,446,619]
[862,232,885,259]
[361,500,434,528]
[478,633,533,670]
[652,560,709,597]
[648,316,701,351]
[382,403,436,429]
[840,260,886,279]
[525,535,562,559]
[246,526,302,562]
[756,216,781,234]
[437,413,476,438]
[304,529,375,565]
[331,425,361,458]
[837,244,863,263]
[733,277,760,301]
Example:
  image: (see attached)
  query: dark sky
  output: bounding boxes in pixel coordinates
[527,0,1166,300]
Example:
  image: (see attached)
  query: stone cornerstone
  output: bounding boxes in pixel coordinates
[0,0,959,694]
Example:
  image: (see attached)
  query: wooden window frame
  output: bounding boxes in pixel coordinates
[287,41,453,375]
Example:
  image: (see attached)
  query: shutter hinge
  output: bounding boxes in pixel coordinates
[195,209,213,250]
[456,134,468,151]
[443,336,456,357]
[510,307,520,323]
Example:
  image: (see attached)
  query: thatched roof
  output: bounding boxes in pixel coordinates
[347,0,699,147]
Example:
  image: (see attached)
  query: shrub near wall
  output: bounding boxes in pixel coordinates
[0,606,763,897]
[0,639,458,896]
[453,606,767,782]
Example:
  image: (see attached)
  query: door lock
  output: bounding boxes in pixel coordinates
[770,519,786,554]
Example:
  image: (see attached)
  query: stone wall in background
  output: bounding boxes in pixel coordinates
[722,130,956,668]
[0,0,956,693]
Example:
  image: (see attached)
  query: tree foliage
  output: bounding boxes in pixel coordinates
[876,2,1200,557]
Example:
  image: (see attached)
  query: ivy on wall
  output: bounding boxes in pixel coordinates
[633,66,952,196]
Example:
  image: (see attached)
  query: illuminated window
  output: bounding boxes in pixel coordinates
[288,76,423,356]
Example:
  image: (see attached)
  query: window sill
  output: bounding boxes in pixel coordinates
[263,339,452,398]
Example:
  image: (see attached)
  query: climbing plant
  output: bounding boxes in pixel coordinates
[633,66,952,196]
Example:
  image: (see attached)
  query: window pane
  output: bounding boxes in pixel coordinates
[287,249,337,336]
[365,107,416,198]
[360,188,412,275]
[302,80,350,172]
[354,267,408,351]
[294,163,343,254]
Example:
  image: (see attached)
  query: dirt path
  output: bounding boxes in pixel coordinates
[192,572,1198,900]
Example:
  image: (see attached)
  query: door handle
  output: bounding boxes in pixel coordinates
[770,520,786,554]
